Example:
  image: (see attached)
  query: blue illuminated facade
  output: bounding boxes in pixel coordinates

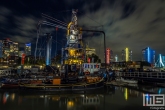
[25,43,31,56]
[45,35,52,66]
[25,43,31,47]
[142,47,155,64]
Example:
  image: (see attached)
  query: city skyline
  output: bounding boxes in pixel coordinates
[0,38,160,63]
[0,0,165,61]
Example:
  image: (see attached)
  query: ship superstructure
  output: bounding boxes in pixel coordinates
[60,9,85,78]
[36,9,101,81]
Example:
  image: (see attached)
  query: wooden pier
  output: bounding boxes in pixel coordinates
[116,72,165,83]
[106,81,129,86]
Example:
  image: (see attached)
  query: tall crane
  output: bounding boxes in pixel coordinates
[36,9,106,82]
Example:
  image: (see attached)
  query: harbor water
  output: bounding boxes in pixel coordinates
[0,85,164,110]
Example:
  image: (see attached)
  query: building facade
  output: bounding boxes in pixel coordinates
[25,43,31,56]
[106,48,110,64]
[142,47,155,64]
[2,38,19,57]
[10,41,19,56]
[110,50,113,62]
[121,48,132,62]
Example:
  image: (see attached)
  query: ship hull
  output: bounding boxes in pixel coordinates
[19,79,104,91]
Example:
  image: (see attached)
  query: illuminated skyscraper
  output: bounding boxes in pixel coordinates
[2,38,19,57]
[106,48,110,64]
[2,38,10,58]
[121,48,132,61]
[106,48,114,64]
[142,47,155,64]
[125,48,129,61]
[115,55,118,62]
[10,42,19,56]
[25,43,31,56]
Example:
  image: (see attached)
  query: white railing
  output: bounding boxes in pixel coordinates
[117,72,165,79]
[0,69,12,76]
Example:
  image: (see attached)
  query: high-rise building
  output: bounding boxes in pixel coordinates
[2,38,19,58]
[121,48,132,61]
[115,55,118,62]
[125,48,129,61]
[10,42,19,56]
[121,50,125,61]
[129,50,132,61]
[106,48,110,64]
[110,50,113,62]
[2,38,10,58]
[142,49,146,61]
[142,47,155,64]
[25,43,31,56]
[106,48,114,64]
[19,51,25,57]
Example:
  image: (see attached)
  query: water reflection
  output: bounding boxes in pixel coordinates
[124,88,128,100]
[3,92,9,104]
[0,86,165,110]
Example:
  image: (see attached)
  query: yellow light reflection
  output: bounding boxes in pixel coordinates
[52,96,60,101]
[11,93,15,101]
[124,88,128,100]
[67,101,74,108]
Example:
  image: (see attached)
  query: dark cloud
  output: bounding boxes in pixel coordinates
[0,0,165,62]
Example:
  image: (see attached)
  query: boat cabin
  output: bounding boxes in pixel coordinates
[82,63,101,75]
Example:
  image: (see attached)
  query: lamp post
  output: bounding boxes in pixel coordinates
[80,29,106,68]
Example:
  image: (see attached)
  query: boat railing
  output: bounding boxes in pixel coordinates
[19,78,104,90]
[117,72,165,79]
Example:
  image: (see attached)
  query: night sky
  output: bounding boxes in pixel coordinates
[0,0,165,62]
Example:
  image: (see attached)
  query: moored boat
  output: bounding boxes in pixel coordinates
[1,83,20,89]
[116,77,138,84]
[19,76,104,91]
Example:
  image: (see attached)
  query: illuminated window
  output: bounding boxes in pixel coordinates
[85,64,87,68]
[70,35,75,40]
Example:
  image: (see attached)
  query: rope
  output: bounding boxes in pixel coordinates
[42,13,67,26]
[78,11,103,27]
[42,21,67,30]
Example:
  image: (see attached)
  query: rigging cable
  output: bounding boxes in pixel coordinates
[78,11,103,27]
[42,16,67,26]
[42,21,67,30]
[35,21,42,63]
[55,28,57,64]
[42,13,67,26]
[37,39,46,59]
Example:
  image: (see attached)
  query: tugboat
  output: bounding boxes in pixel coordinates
[20,9,104,91]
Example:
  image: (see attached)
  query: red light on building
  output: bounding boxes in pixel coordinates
[88,58,90,63]
[96,64,98,68]
[21,53,25,65]
[56,27,58,31]
[106,48,110,64]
